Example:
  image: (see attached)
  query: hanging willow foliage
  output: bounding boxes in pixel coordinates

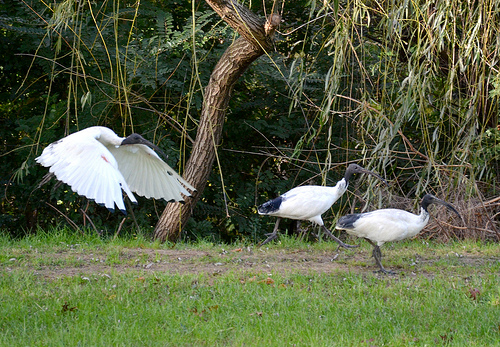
[282,0,499,239]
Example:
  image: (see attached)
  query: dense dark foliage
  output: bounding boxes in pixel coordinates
[1,0,498,241]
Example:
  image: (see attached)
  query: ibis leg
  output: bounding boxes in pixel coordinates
[259,218,281,246]
[366,239,395,275]
[321,226,359,249]
[296,221,307,242]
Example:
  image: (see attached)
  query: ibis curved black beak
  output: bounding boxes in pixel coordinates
[426,195,462,219]
[359,167,389,187]
[121,133,169,161]
[345,163,388,187]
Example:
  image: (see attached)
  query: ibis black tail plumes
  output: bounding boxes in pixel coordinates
[336,213,363,230]
[258,196,283,215]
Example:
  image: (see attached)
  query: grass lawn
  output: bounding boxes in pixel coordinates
[0,229,499,346]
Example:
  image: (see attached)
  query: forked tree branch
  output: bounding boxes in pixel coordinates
[153,0,281,242]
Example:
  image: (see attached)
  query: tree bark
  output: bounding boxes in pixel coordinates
[154,0,281,242]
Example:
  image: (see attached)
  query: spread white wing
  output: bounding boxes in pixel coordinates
[109,144,195,202]
[36,132,136,212]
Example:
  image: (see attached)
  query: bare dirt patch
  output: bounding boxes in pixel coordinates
[5,244,496,280]
[6,247,362,279]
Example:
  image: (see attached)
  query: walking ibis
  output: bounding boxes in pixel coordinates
[257,163,387,247]
[36,126,195,213]
[335,194,461,274]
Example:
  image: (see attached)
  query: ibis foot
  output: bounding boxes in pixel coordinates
[336,240,359,249]
[259,218,282,247]
[321,225,358,249]
[367,242,395,275]
[259,232,279,247]
[374,268,397,275]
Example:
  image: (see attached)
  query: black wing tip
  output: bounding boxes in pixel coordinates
[166,199,185,205]
[95,202,128,215]
[97,202,114,212]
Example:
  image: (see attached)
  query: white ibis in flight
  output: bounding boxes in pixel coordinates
[335,194,461,274]
[36,126,195,213]
[257,163,388,247]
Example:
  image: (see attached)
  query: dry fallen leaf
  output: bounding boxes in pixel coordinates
[258,277,274,285]
[250,311,263,317]
[240,276,257,284]
[469,287,481,300]
[61,302,78,313]
[190,307,205,317]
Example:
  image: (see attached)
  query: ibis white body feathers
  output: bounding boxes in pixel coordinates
[337,208,431,247]
[257,164,387,247]
[259,184,348,226]
[335,194,461,274]
[36,126,195,213]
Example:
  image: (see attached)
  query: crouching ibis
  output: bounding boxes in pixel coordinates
[257,163,388,247]
[335,194,461,274]
[36,126,195,213]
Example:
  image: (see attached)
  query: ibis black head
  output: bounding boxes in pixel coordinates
[344,163,388,186]
[421,194,461,218]
[121,133,168,161]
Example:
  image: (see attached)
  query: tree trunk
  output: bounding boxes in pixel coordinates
[154,0,281,242]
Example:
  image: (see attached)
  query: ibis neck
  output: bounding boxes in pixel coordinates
[333,178,348,195]
[419,207,430,223]
[93,127,123,147]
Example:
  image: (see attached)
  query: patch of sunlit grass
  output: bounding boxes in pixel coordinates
[1,265,499,345]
